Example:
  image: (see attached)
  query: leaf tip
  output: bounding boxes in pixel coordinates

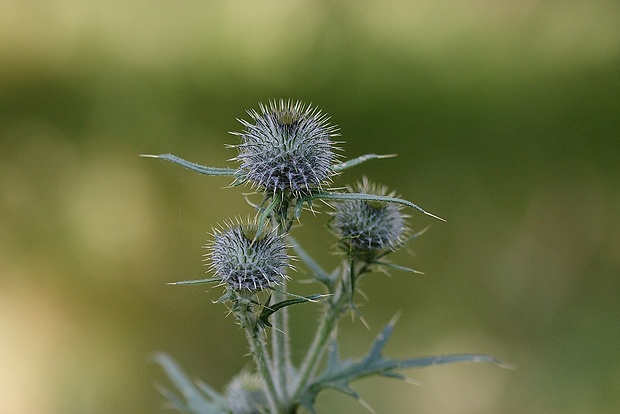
[424,210,446,222]
[497,360,516,370]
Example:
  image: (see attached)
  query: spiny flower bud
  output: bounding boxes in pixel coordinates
[208,220,289,292]
[232,99,339,196]
[331,178,408,257]
[225,371,268,414]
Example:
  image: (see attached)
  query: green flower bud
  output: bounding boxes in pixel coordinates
[225,371,268,414]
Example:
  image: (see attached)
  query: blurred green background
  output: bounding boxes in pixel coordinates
[1,1,619,413]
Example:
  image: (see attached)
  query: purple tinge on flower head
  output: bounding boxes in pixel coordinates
[209,221,289,291]
[331,178,408,256]
[232,100,340,196]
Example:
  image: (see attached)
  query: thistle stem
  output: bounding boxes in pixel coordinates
[290,265,350,400]
[292,261,366,401]
[242,309,280,413]
[268,195,295,406]
[271,289,291,403]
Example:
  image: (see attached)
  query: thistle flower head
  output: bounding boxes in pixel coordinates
[232,100,340,196]
[330,177,408,257]
[225,371,268,414]
[207,220,289,292]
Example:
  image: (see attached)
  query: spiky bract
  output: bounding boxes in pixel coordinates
[208,221,289,292]
[331,178,408,257]
[232,100,339,196]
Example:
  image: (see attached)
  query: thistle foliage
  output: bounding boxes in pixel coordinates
[144,100,508,413]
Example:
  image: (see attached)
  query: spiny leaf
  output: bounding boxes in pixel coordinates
[313,191,446,222]
[294,196,306,220]
[141,153,237,177]
[152,353,226,414]
[258,294,325,328]
[372,261,424,274]
[333,153,396,172]
[167,277,221,286]
[256,195,279,237]
[154,383,188,411]
[299,317,509,411]
[396,353,513,370]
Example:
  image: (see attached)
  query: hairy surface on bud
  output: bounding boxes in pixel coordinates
[331,179,407,256]
[208,222,289,291]
[225,372,268,414]
[232,100,339,196]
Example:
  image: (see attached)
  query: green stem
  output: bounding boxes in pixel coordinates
[271,289,290,403]
[290,267,349,400]
[293,305,343,396]
[291,258,370,401]
[270,194,294,406]
[241,306,280,413]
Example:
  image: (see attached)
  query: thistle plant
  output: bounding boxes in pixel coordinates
[144,100,507,413]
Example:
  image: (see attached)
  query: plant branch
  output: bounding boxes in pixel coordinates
[246,328,280,413]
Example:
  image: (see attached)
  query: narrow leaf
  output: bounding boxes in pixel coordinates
[366,314,398,360]
[397,353,513,370]
[141,153,237,177]
[152,353,225,414]
[374,261,424,274]
[195,379,226,402]
[258,294,324,328]
[294,197,305,219]
[167,277,221,286]
[333,153,397,172]
[256,196,279,237]
[154,383,188,411]
[380,371,407,380]
[313,192,446,222]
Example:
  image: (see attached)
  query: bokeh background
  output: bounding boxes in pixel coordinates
[2,1,619,413]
